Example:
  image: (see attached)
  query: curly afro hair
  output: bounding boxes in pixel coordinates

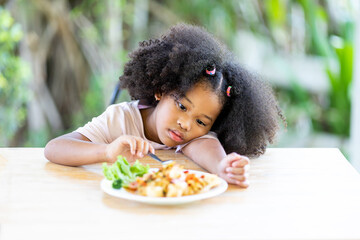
[120,23,284,157]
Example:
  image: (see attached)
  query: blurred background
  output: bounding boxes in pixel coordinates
[1,0,360,169]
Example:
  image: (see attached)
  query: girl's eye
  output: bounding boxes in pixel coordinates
[196,119,206,126]
[177,101,187,111]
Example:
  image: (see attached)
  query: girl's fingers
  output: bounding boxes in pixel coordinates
[231,157,249,168]
[224,152,240,163]
[237,181,249,188]
[224,173,249,187]
[136,139,145,157]
[223,153,249,166]
[149,144,155,154]
[225,178,237,185]
[143,142,150,155]
[224,175,249,188]
[227,173,249,182]
[226,163,250,174]
[142,141,153,156]
[135,138,154,158]
[226,167,245,175]
[120,136,155,158]
[126,138,136,155]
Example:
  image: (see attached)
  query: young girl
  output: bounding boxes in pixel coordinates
[45,23,283,188]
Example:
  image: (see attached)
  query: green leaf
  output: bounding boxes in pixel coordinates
[102,156,149,189]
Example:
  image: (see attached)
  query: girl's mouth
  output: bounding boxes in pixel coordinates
[168,130,184,143]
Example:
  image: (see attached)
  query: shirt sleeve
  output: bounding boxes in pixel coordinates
[75,105,124,144]
[175,131,219,153]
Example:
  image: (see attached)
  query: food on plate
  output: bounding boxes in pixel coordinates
[134,162,221,197]
[102,156,222,197]
[112,179,123,189]
[102,156,150,188]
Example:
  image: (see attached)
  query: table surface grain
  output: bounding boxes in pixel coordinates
[1,147,360,240]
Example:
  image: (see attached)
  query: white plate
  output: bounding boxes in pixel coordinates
[101,169,228,205]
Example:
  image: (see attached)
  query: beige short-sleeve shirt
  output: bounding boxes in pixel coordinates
[75,100,217,152]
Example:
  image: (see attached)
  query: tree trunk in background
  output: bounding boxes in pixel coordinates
[132,0,149,49]
[104,0,123,104]
[8,0,91,141]
[4,0,176,145]
[17,1,64,133]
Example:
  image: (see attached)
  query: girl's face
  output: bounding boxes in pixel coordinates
[152,83,223,147]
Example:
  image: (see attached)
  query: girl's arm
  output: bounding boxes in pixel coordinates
[44,132,154,166]
[182,138,249,187]
[44,132,107,166]
[182,138,226,173]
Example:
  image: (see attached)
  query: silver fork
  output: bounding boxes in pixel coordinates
[147,153,173,165]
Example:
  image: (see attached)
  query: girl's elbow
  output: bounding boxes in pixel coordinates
[44,139,57,163]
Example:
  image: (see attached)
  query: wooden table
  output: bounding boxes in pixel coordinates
[1,148,360,240]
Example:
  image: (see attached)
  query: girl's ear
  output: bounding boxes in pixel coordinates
[154,93,162,101]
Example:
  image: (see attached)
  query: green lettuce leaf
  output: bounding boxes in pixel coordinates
[130,160,150,177]
[102,155,149,188]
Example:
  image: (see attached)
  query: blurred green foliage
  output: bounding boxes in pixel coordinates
[298,0,353,137]
[69,0,131,129]
[166,0,238,46]
[165,0,355,138]
[262,0,354,138]
[0,6,30,146]
[325,23,354,136]
[0,0,356,147]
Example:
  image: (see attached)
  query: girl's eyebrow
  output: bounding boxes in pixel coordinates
[203,115,213,122]
[184,96,213,122]
[183,96,194,106]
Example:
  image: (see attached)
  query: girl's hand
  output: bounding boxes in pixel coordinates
[105,135,155,163]
[218,152,250,188]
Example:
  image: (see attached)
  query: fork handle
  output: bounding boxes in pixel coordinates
[148,153,163,162]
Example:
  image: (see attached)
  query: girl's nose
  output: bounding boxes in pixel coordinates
[177,118,191,131]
